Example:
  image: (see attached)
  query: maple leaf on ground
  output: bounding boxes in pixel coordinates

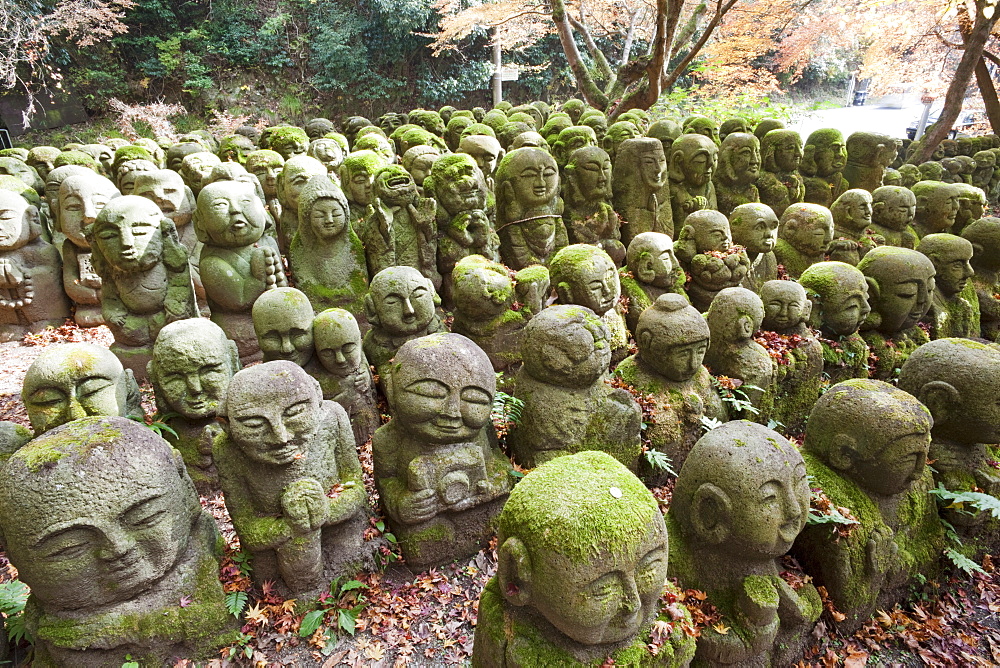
[245,603,268,627]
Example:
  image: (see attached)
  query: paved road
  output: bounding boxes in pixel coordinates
[786,101,925,141]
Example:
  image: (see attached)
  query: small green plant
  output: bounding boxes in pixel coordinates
[643,448,677,477]
[225,590,249,618]
[491,388,525,428]
[232,549,253,576]
[0,580,30,645]
[373,519,399,569]
[712,377,761,417]
[929,484,1000,575]
[146,412,180,440]
[225,632,255,661]
[298,577,367,641]
[699,415,724,432]
[121,656,140,668]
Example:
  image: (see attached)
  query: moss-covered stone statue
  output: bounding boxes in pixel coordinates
[0,190,70,341]
[729,202,779,292]
[0,417,238,666]
[59,172,120,326]
[856,246,934,380]
[458,135,504,189]
[179,152,221,196]
[951,183,986,235]
[704,287,775,418]
[615,293,727,480]
[800,128,849,207]
[620,232,688,334]
[473,451,697,668]
[759,279,824,430]
[276,154,327,253]
[562,146,624,263]
[668,133,718,229]
[828,188,877,266]
[898,339,1000,556]
[362,266,447,376]
[509,304,642,470]
[450,255,546,372]
[496,147,568,269]
[774,202,834,279]
[373,333,512,569]
[310,308,379,447]
[23,342,143,437]
[667,420,821,666]
[339,150,387,228]
[713,132,761,216]
[972,149,995,191]
[962,217,1000,340]
[843,131,899,192]
[245,149,284,222]
[132,169,198,256]
[287,174,368,318]
[551,126,598,172]
[252,287,315,367]
[196,181,287,362]
[612,137,672,245]
[869,185,918,249]
[798,261,872,383]
[147,317,239,492]
[674,210,751,312]
[916,233,978,338]
[911,180,960,239]
[756,129,804,217]
[550,244,629,365]
[602,121,641,165]
[792,380,943,632]
[86,196,197,378]
[217,361,369,597]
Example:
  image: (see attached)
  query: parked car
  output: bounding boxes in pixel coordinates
[906,107,986,140]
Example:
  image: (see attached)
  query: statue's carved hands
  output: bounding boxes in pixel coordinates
[738,586,779,628]
[281,478,328,535]
[683,196,708,213]
[866,526,896,585]
[251,245,286,288]
[0,259,25,289]
[198,422,224,466]
[691,254,737,291]
[397,487,439,525]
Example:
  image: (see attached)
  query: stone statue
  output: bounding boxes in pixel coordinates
[870,185,918,248]
[962,217,1000,340]
[339,150,387,227]
[857,246,935,380]
[843,132,899,192]
[179,152,221,195]
[551,126,597,171]
[268,127,310,161]
[0,417,237,666]
[730,202,779,292]
[612,137,672,245]
[798,261,872,383]
[59,172,121,326]
[667,421,821,666]
[916,233,977,338]
[473,451,696,667]
[713,132,761,216]
[148,317,239,491]
[619,232,687,334]
[615,293,728,479]
[450,255,546,372]
[647,119,681,159]
[756,130,805,217]
[287,175,368,318]
[793,379,942,631]
[22,342,143,436]
[354,133,396,165]
[800,128,849,207]
[704,287,775,417]
[562,146,624,264]
[601,121,641,164]
[132,170,198,253]
[668,133,718,228]
[0,191,70,341]
[362,266,446,375]
[276,154,327,253]
[373,333,512,568]
[774,202,834,278]
[972,150,995,191]
[217,361,369,597]
[674,209,752,311]
[458,135,504,188]
[899,339,1000,556]
[362,164,440,288]
[310,308,379,447]
[828,188,876,266]
[86,196,197,378]
[495,147,568,270]
[252,287,315,366]
[911,180,960,239]
[400,145,440,192]
[308,137,345,177]
[195,181,287,361]
[245,150,285,222]
[550,244,629,365]
[952,183,986,235]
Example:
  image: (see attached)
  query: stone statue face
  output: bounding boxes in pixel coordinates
[510,151,559,209]
[727,452,808,558]
[284,162,326,210]
[180,152,220,191]
[345,168,375,207]
[867,255,935,333]
[23,344,130,435]
[254,291,315,367]
[309,196,348,242]
[225,363,321,465]
[390,338,494,445]
[674,137,716,186]
[311,139,344,170]
[314,312,363,378]
[0,192,32,250]
[820,271,871,336]
[930,240,975,296]
[59,175,119,247]
[154,334,233,420]
[694,217,731,252]
[638,144,667,190]
[408,154,437,187]
[814,136,847,176]
[918,186,960,232]
[0,424,194,611]
[567,252,620,316]
[459,136,502,176]
[570,148,612,199]
[846,196,872,231]
[850,430,930,497]
[372,271,436,336]
[787,214,833,254]
[528,513,668,645]
[92,197,164,273]
[248,162,281,198]
[730,205,778,255]
[762,281,808,331]
[134,170,194,228]
[723,134,760,181]
[453,265,510,320]
[645,332,709,382]
[632,234,676,288]
[436,161,487,215]
[528,315,610,388]
[374,168,417,207]
[198,182,266,248]
[873,188,916,231]
[773,135,803,172]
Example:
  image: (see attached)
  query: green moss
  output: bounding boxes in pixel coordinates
[15,419,126,472]
[53,151,98,170]
[743,575,780,609]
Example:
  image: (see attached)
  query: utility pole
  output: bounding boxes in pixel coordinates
[492,32,502,106]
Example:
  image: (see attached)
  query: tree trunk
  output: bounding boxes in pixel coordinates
[550,0,610,108]
[975,56,1000,135]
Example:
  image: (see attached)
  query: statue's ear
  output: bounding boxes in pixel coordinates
[227,339,241,373]
[827,433,859,472]
[24,205,41,239]
[554,280,572,304]
[805,295,824,329]
[668,151,685,182]
[916,194,928,211]
[636,255,656,284]
[800,298,812,322]
[497,537,533,607]
[917,380,960,423]
[690,483,731,546]
[862,276,881,330]
[638,330,653,352]
[364,293,379,325]
[801,144,816,175]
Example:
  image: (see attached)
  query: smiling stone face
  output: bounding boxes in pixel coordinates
[369,266,437,337]
[90,196,165,273]
[858,246,936,334]
[196,181,266,248]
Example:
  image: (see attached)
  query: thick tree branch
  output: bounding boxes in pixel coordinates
[620,6,643,66]
[551,0,610,108]
[663,0,740,90]
[568,14,614,81]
